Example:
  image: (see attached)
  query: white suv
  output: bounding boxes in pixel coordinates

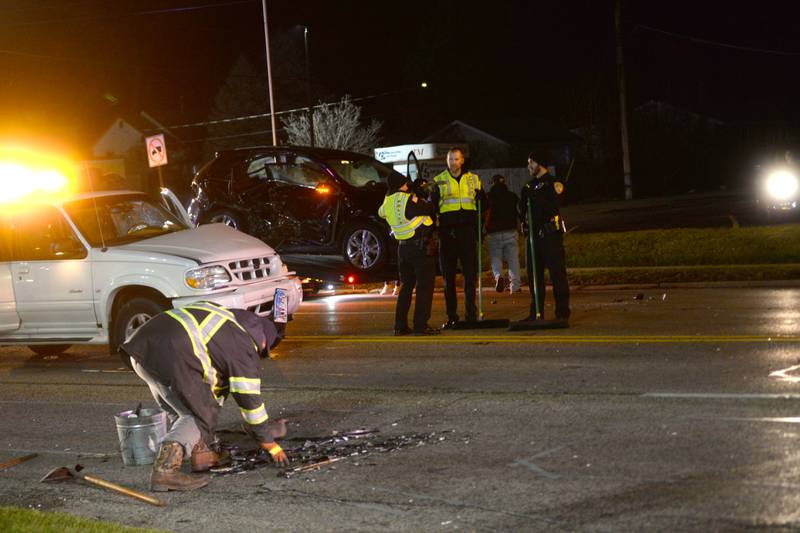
[0,190,302,357]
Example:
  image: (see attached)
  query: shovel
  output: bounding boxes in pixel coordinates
[41,464,165,507]
[452,195,510,330]
[508,198,568,331]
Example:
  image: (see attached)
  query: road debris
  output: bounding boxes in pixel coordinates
[210,428,454,478]
[0,453,37,470]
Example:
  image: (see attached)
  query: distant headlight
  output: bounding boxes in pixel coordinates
[766,170,799,201]
[185,265,231,289]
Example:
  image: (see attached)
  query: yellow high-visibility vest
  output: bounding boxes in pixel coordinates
[378,192,433,241]
[433,170,482,213]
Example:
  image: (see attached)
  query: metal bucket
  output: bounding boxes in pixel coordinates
[114,408,168,466]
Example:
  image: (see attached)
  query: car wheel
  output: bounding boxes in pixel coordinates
[110,296,168,368]
[207,209,245,232]
[342,223,388,272]
[28,344,72,356]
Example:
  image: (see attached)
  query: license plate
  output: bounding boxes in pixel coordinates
[274,288,288,323]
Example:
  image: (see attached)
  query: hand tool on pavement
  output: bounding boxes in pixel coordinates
[0,453,37,470]
[508,199,568,331]
[281,457,344,478]
[41,464,166,507]
[452,196,510,330]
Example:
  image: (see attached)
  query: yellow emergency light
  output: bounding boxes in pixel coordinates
[0,145,75,204]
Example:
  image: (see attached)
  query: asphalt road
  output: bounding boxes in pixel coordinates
[2,287,800,531]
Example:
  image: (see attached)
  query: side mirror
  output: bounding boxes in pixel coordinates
[407,151,420,182]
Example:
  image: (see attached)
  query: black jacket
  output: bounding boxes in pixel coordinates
[121,305,278,444]
[518,172,564,232]
[486,182,520,233]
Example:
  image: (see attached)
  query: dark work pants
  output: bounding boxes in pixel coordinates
[438,224,478,321]
[525,232,570,320]
[395,240,436,332]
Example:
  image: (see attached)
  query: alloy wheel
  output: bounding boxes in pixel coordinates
[125,313,152,342]
[346,229,381,270]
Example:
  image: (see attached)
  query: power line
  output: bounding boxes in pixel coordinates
[0,0,255,28]
[636,24,800,57]
[155,90,413,131]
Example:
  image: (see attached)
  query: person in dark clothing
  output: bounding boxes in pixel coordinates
[485,174,521,293]
[431,147,486,328]
[120,302,289,491]
[378,173,440,335]
[518,155,571,323]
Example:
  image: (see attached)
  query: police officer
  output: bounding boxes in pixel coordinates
[379,173,440,335]
[518,154,571,324]
[120,302,289,492]
[432,147,485,328]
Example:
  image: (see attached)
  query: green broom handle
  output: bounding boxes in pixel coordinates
[477,196,483,320]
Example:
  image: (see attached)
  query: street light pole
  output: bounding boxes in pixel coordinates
[261,0,278,146]
[615,0,633,199]
[303,26,315,147]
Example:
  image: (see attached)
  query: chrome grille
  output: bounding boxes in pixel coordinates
[228,256,272,282]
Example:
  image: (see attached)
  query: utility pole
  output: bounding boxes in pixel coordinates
[261,0,278,146]
[615,0,633,199]
[303,26,316,147]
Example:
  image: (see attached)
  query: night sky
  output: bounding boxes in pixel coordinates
[1,0,799,155]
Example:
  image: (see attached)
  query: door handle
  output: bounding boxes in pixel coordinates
[17,263,30,275]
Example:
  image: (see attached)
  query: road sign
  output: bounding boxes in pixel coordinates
[145,134,168,168]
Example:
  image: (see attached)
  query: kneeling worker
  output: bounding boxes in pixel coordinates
[379,173,440,335]
[120,301,289,492]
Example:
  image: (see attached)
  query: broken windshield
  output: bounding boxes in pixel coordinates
[64,193,188,247]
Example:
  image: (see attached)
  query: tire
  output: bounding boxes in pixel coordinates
[206,209,245,232]
[28,344,71,356]
[110,296,168,368]
[341,223,389,273]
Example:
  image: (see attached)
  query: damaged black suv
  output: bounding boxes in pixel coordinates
[188,146,400,273]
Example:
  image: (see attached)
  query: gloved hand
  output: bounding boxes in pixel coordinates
[260,441,289,466]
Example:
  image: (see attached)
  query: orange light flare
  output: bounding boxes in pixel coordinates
[315,183,332,195]
[0,145,77,205]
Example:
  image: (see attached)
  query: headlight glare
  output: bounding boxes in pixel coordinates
[185,265,231,289]
[766,170,799,201]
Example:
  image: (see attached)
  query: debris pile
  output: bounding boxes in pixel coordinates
[211,428,453,478]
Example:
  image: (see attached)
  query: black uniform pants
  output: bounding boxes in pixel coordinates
[438,223,478,321]
[526,232,570,320]
[395,240,436,331]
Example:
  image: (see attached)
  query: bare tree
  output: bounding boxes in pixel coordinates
[282,96,381,154]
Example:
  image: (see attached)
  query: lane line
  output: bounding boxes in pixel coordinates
[770,364,800,383]
[643,393,800,399]
[284,335,800,344]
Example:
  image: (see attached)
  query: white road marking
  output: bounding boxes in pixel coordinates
[769,364,800,383]
[643,393,800,400]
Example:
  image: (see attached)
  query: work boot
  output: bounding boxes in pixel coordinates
[191,441,232,472]
[150,441,209,492]
[495,276,506,293]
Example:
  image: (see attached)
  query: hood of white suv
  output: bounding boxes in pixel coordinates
[117,223,276,264]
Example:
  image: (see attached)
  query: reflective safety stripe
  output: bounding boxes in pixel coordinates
[184,301,258,352]
[166,309,219,400]
[378,192,433,241]
[434,171,481,213]
[230,376,261,394]
[240,403,269,425]
[266,443,283,457]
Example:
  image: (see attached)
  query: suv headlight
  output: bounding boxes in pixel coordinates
[766,170,799,201]
[185,265,231,289]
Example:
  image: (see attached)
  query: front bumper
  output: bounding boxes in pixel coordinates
[172,275,303,318]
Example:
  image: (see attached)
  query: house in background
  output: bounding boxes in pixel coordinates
[86,117,148,191]
[375,118,579,196]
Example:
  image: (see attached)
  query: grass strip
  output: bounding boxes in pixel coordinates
[0,506,164,533]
